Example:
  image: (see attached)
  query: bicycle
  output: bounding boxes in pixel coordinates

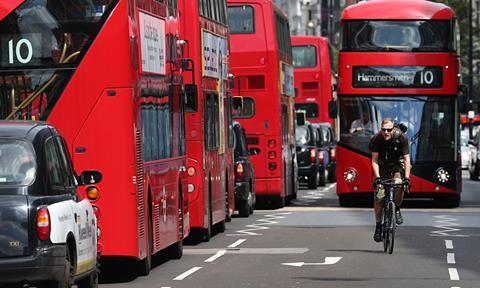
[378,179,407,254]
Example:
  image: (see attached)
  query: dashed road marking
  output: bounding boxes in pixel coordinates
[445,240,454,249]
[173,267,202,281]
[447,253,456,264]
[228,239,246,248]
[204,250,226,263]
[448,268,460,281]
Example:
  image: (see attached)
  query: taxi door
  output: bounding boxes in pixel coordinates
[54,135,97,275]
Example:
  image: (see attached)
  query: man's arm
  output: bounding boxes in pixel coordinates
[372,152,380,178]
[403,154,411,179]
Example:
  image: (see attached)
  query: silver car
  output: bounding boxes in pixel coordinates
[461,131,471,169]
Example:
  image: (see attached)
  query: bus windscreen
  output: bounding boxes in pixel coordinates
[339,96,455,163]
[342,20,452,52]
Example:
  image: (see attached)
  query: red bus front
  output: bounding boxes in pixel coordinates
[336,0,461,207]
[228,0,297,207]
[292,36,334,126]
[0,0,189,273]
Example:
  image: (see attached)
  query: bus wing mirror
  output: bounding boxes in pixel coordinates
[78,171,103,186]
[328,100,337,119]
[233,96,243,110]
[185,84,198,112]
[248,147,260,155]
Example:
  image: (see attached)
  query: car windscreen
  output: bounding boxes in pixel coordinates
[295,126,310,145]
[0,139,36,187]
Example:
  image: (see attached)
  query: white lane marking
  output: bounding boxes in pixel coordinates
[227,212,290,236]
[445,240,454,249]
[160,287,171,288]
[430,215,468,237]
[204,250,226,263]
[447,253,456,264]
[282,257,342,267]
[228,239,246,248]
[173,267,202,281]
[184,248,308,255]
[448,268,460,280]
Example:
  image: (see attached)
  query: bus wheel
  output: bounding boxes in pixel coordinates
[138,208,152,276]
[169,191,183,259]
[203,187,212,242]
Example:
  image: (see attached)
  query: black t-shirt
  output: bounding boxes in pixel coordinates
[371,131,409,167]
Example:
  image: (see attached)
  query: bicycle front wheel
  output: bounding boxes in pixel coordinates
[387,202,396,254]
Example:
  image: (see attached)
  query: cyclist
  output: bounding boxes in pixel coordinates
[371,118,411,242]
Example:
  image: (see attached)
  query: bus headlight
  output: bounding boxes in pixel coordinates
[188,184,195,193]
[436,168,450,183]
[343,168,357,183]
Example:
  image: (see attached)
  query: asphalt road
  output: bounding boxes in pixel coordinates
[99,171,480,288]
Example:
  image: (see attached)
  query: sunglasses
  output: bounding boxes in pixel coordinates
[381,128,393,132]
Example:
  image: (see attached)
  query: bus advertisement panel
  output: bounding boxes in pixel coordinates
[336,0,461,207]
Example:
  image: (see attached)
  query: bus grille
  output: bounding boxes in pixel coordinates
[154,204,161,250]
[135,129,145,239]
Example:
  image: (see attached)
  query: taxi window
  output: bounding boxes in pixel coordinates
[0,139,36,187]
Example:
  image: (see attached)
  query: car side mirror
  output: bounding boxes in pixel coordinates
[78,171,103,186]
[248,147,260,155]
[185,84,198,112]
[328,100,337,119]
[469,139,476,146]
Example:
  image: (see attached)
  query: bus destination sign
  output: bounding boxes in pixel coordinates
[353,66,443,88]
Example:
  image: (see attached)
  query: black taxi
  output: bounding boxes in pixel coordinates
[0,122,101,288]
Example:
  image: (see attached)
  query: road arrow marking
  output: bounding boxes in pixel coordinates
[282,257,342,267]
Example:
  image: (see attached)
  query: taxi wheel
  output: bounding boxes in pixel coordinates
[57,246,74,288]
[77,270,98,288]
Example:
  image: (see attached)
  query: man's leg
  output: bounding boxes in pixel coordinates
[373,186,384,242]
[393,172,404,224]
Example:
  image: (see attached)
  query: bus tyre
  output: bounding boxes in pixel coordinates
[170,194,183,259]
[138,210,152,276]
[77,269,98,288]
[203,190,212,242]
[217,219,226,233]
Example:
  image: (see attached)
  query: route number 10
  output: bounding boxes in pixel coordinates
[420,70,434,85]
[8,39,33,64]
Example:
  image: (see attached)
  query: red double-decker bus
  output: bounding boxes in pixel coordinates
[0,0,189,275]
[336,0,461,207]
[228,0,297,207]
[292,36,335,126]
[179,0,234,241]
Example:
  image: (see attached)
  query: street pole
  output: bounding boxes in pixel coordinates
[469,0,474,138]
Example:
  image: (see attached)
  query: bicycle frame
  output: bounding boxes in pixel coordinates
[380,180,403,254]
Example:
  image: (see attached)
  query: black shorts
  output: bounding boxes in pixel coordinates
[379,163,405,180]
[374,163,405,201]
